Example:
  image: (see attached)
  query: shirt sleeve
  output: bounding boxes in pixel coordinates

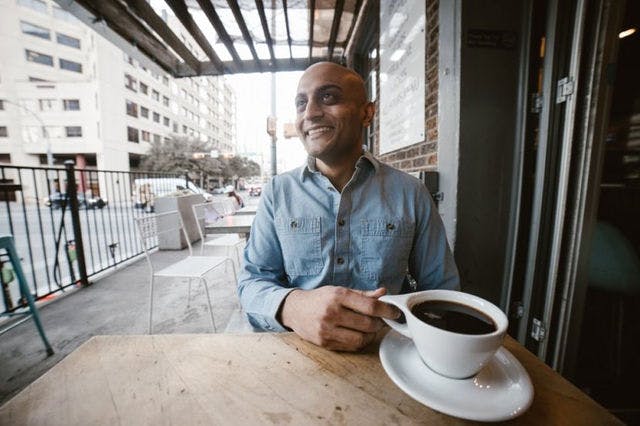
[409,188,460,291]
[237,179,294,331]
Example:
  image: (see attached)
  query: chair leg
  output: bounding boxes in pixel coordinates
[227,259,240,309]
[201,278,216,333]
[148,275,155,334]
[187,278,192,307]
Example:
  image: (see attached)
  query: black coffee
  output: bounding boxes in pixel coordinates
[411,300,497,335]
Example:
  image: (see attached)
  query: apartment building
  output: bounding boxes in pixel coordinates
[0,0,236,179]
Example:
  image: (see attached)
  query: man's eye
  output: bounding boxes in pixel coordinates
[321,93,336,103]
[295,99,307,110]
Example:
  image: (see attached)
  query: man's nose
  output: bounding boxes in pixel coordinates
[303,99,323,120]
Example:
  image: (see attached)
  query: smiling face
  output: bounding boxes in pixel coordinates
[295,62,374,166]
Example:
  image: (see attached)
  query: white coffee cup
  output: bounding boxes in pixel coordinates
[379,289,508,379]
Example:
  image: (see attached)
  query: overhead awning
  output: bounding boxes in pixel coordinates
[55,0,366,77]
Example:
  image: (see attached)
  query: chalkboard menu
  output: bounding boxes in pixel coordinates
[379,0,426,154]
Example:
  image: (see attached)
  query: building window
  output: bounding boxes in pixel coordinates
[152,112,160,123]
[153,134,161,143]
[162,96,169,106]
[141,130,150,142]
[65,126,82,137]
[162,76,169,85]
[0,100,4,110]
[124,74,137,91]
[127,126,139,143]
[56,33,81,49]
[59,58,82,73]
[140,106,149,118]
[0,126,8,137]
[172,122,178,132]
[183,125,187,134]
[62,99,80,111]
[126,100,138,117]
[163,116,170,126]
[20,21,50,39]
[139,82,148,94]
[17,0,47,13]
[152,90,160,101]
[38,99,55,111]
[25,49,53,67]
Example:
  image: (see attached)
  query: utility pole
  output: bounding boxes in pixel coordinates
[270,0,277,177]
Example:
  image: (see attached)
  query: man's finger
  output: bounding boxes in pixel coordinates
[335,308,384,333]
[340,289,401,319]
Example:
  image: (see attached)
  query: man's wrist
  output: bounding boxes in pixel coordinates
[277,289,302,331]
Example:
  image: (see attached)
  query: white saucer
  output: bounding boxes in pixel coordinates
[379,330,534,422]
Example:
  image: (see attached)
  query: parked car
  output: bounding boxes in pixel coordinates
[248,185,262,197]
[44,192,108,210]
[132,178,213,209]
[211,186,225,194]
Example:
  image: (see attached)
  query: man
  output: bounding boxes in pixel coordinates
[237,62,459,351]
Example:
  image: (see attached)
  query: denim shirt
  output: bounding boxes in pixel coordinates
[237,152,460,331]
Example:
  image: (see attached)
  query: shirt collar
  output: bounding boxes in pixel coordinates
[300,149,380,181]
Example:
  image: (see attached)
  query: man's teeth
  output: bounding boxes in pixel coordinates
[307,127,331,136]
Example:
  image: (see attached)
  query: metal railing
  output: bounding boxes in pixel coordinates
[0,162,191,314]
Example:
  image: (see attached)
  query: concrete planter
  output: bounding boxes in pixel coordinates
[155,193,204,249]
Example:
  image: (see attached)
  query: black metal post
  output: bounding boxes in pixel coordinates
[64,160,90,287]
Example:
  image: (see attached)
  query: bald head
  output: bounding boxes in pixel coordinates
[294,61,375,170]
[298,62,368,105]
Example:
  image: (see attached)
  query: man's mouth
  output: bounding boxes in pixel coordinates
[305,126,332,137]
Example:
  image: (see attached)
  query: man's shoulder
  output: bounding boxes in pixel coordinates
[376,162,425,190]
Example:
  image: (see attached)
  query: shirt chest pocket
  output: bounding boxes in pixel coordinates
[360,218,414,280]
[276,216,323,276]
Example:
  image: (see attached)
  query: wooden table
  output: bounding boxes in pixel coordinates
[0,332,621,425]
[235,205,258,215]
[205,214,254,238]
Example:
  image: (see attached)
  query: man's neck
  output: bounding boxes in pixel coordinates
[315,150,364,192]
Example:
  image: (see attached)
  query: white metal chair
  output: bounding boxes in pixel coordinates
[134,210,236,334]
[212,198,236,216]
[192,202,245,264]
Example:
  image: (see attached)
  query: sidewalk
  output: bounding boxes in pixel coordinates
[0,236,253,406]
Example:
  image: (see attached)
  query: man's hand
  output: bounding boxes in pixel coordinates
[279,286,401,351]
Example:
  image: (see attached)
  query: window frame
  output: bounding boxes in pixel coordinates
[56,32,81,49]
[59,58,82,73]
[65,126,82,137]
[25,49,53,67]
[20,21,50,40]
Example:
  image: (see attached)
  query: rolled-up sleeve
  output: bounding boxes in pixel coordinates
[237,180,294,331]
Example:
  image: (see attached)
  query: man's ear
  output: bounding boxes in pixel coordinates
[362,102,375,127]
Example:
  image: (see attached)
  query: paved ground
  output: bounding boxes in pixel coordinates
[0,230,254,406]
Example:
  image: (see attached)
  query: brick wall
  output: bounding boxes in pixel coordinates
[375,0,440,173]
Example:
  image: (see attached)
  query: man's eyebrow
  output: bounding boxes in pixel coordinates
[316,84,342,92]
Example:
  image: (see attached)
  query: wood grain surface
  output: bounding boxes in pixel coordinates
[0,332,622,425]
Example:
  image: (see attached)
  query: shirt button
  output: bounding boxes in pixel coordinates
[338,219,345,226]
[336,257,345,265]
[386,223,395,230]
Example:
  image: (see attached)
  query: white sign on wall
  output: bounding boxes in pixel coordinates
[379,0,426,155]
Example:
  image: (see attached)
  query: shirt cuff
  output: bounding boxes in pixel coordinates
[249,287,296,332]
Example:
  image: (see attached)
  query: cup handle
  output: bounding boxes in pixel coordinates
[379,294,412,339]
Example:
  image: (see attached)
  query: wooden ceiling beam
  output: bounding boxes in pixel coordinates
[282,0,294,61]
[255,0,276,62]
[164,0,227,73]
[195,0,243,71]
[73,0,181,74]
[124,0,200,74]
[225,0,262,70]
[327,0,345,60]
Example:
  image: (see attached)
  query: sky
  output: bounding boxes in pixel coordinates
[226,71,308,175]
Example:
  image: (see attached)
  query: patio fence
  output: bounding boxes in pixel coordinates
[0,161,190,315]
